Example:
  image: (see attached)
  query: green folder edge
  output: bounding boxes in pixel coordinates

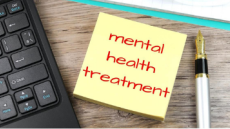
[69,0,230,31]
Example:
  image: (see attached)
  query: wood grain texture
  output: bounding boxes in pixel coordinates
[34,0,230,128]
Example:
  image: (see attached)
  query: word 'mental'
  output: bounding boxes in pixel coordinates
[109,33,165,53]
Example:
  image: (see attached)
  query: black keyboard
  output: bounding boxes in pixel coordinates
[0,0,59,125]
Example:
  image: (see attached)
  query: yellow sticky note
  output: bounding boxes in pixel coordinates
[74,12,187,121]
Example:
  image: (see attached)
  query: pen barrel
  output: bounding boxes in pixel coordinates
[195,77,211,128]
[195,58,210,128]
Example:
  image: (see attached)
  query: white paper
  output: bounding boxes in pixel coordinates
[94,0,230,22]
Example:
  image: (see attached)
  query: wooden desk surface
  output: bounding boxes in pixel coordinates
[34,0,230,128]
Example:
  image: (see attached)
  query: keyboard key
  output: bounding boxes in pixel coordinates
[18,99,37,114]
[8,64,48,90]
[15,88,33,103]
[0,6,6,18]
[0,57,12,75]
[21,30,36,46]
[12,47,42,69]
[0,96,17,120]
[5,13,29,33]
[34,81,56,106]
[2,35,21,53]
[7,1,23,14]
[0,22,5,36]
[0,78,8,95]
[0,47,2,56]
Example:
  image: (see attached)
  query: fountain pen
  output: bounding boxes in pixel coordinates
[195,30,211,128]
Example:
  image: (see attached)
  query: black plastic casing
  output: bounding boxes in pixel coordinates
[1,0,80,128]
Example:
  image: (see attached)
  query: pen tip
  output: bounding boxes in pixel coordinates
[195,30,205,55]
[198,30,202,36]
[196,30,204,39]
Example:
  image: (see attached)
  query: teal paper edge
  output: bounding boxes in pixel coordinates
[69,0,230,31]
